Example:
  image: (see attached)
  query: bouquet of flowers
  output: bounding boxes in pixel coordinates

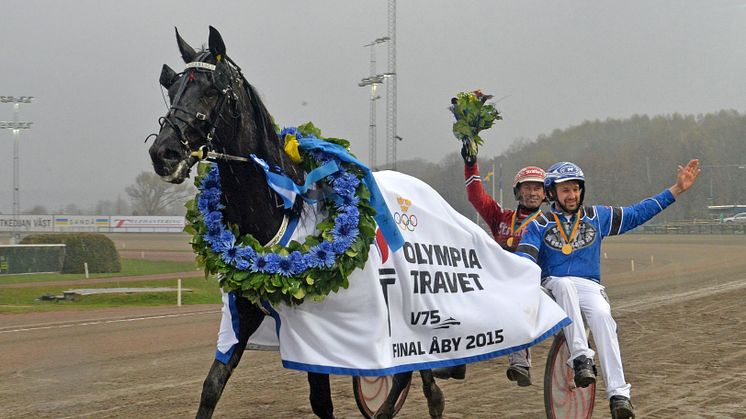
[450,90,502,158]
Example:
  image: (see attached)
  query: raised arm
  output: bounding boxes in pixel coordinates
[668,159,701,198]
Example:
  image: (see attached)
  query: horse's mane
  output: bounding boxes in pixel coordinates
[245,83,276,147]
[190,47,278,164]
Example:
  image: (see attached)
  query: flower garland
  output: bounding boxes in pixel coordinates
[450,90,502,158]
[185,123,377,306]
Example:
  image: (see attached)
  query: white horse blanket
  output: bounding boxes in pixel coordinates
[217,170,570,376]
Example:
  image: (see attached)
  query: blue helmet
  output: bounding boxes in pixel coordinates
[544,162,585,204]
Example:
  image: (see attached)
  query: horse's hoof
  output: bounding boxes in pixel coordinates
[427,386,445,418]
[372,406,395,419]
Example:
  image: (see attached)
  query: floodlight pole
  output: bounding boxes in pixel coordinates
[386,0,398,170]
[360,37,389,169]
[1,96,34,244]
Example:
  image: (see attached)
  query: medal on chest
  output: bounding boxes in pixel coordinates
[508,209,541,249]
[552,212,580,255]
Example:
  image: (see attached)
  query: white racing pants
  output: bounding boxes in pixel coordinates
[508,349,531,368]
[543,276,631,399]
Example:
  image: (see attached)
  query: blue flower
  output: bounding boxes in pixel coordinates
[198,189,223,213]
[331,219,358,253]
[203,231,221,248]
[235,257,251,271]
[211,230,236,254]
[279,127,297,140]
[252,253,280,273]
[221,243,241,265]
[201,166,221,190]
[333,218,358,239]
[233,246,256,270]
[342,204,360,220]
[338,194,360,209]
[237,246,257,260]
[332,235,355,254]
[337,205,360,225]
[331,176,358,197]
[276,256,294,277]
[288,251,307,275]
[335,212,359,230]
[203,211,223,233]
[306,242,336,268]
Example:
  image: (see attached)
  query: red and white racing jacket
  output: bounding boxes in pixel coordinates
[464,163,539,252]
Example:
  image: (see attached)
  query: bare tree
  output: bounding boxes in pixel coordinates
[94,196,131,215]
[126,172,194,215]
[25,205,49,215]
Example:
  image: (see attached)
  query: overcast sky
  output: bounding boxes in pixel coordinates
[1,0,745,213]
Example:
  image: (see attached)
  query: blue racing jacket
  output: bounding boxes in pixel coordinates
[515,189,675,283]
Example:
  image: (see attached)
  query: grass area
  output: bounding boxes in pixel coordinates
[0,258,198,285]
[0,276,222,314]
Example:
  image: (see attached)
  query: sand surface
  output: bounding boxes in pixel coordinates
[1,234,745,418]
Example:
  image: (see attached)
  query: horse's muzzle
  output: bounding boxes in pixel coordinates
[149,140,194,183]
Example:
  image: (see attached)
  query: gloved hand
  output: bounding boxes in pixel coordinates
[461,142,476,166]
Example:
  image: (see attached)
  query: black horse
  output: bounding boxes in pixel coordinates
[148,27,444,419]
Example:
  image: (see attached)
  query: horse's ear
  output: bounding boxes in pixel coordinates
[175,27,197,63]
[160,64,179,89]
[208,26,227,61]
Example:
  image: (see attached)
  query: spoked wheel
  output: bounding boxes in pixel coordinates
[544,332,595,419]
[352,375,411,418]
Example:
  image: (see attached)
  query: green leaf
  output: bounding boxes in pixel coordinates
[357,184,371,200]
[345,248,358,257]
[298,122,322,138]
[325,137,351,150]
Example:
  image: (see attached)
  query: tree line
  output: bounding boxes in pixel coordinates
[21,173,194,217]
[392,109,746,222]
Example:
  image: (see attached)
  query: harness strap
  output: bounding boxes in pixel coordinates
[262,214,290,248]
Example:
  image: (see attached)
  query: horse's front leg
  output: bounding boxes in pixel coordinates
[196,296,265,419]
[419,369,445,419]
[307,372,334,419]
[372,371,413,419]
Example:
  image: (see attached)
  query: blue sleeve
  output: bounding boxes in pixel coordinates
[599,189,676,237]
[515,220,541,262]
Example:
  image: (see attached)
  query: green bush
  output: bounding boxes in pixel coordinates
[21,233,121,274]
[0,245,66,274]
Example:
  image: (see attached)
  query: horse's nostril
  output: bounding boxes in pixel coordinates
[160,148,183,163]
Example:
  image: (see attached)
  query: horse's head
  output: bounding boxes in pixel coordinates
[149,26,275,184]
[149,27,305,242]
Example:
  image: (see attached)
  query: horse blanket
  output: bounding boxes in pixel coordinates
[217,170,570,376]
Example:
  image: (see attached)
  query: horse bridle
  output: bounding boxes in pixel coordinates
[157,53,249,163]
[153,52,297,241]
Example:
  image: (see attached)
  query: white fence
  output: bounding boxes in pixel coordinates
[0,215,186,233]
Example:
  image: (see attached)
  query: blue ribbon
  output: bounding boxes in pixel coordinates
[298,138,405,252]
[250,154,339,209]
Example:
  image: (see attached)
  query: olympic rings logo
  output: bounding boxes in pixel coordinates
[394,212,418,232]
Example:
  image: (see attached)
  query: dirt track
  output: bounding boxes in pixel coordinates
[1,234,745,418]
